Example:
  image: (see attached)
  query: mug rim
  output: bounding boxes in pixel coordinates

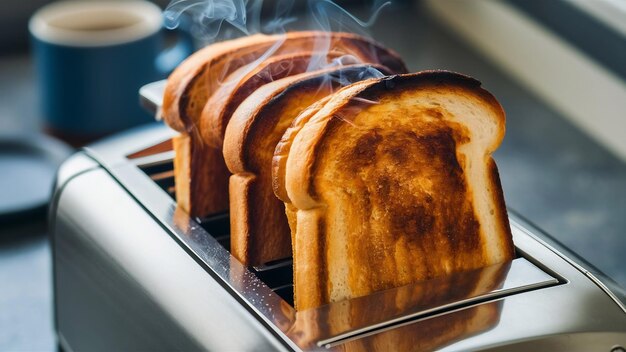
[29,0,163,47]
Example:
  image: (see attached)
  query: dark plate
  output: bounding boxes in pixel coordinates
[0,133,72,225]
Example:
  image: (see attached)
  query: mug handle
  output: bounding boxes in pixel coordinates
[155,27,194,76]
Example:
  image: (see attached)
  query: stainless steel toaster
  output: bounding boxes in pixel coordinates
[49,84,626,351]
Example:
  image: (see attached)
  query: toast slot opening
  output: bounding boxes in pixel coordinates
[132,147,297,305]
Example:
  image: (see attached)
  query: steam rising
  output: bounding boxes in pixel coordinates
[164,0,249,38]
[165,0,392,110]
[164,0,391,46]
[164,0,296,41]
[308,0,390,34]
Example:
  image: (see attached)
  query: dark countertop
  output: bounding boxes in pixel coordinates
[0,222,55,351]
[1,2,625,351]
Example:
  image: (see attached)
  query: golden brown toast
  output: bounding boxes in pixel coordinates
[223,65,390,266]
[162,31,407,217]
[272,81,374,303]
[278,71,515,310]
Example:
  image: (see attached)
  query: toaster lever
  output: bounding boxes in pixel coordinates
[139,80,166,117]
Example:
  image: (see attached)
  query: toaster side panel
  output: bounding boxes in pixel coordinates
[50,168,287,351]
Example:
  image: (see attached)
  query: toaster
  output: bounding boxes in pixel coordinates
[49,82,626,352]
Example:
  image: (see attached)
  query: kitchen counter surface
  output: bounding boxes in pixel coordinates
[1,2,625,351]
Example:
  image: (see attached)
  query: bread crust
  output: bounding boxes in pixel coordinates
[273,96,333,203]
[281,71,514,309]
[487,158,515,262]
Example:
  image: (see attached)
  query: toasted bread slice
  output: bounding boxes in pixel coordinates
[223,65,389,266]
[163,31,407,217]
[272,81,375,303]
[280,71,515,310]
[272,80,376,239]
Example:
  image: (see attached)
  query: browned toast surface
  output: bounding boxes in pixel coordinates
[223,65,389,266]
[281,71,514,310]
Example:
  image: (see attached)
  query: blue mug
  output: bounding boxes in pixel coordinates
[29,0,192,144]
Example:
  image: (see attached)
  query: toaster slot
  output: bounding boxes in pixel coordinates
[196,213,231,251]
[251,259,294,304]
[136,155,176,198]
[194,213,294,303]
[134,152,297,305]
